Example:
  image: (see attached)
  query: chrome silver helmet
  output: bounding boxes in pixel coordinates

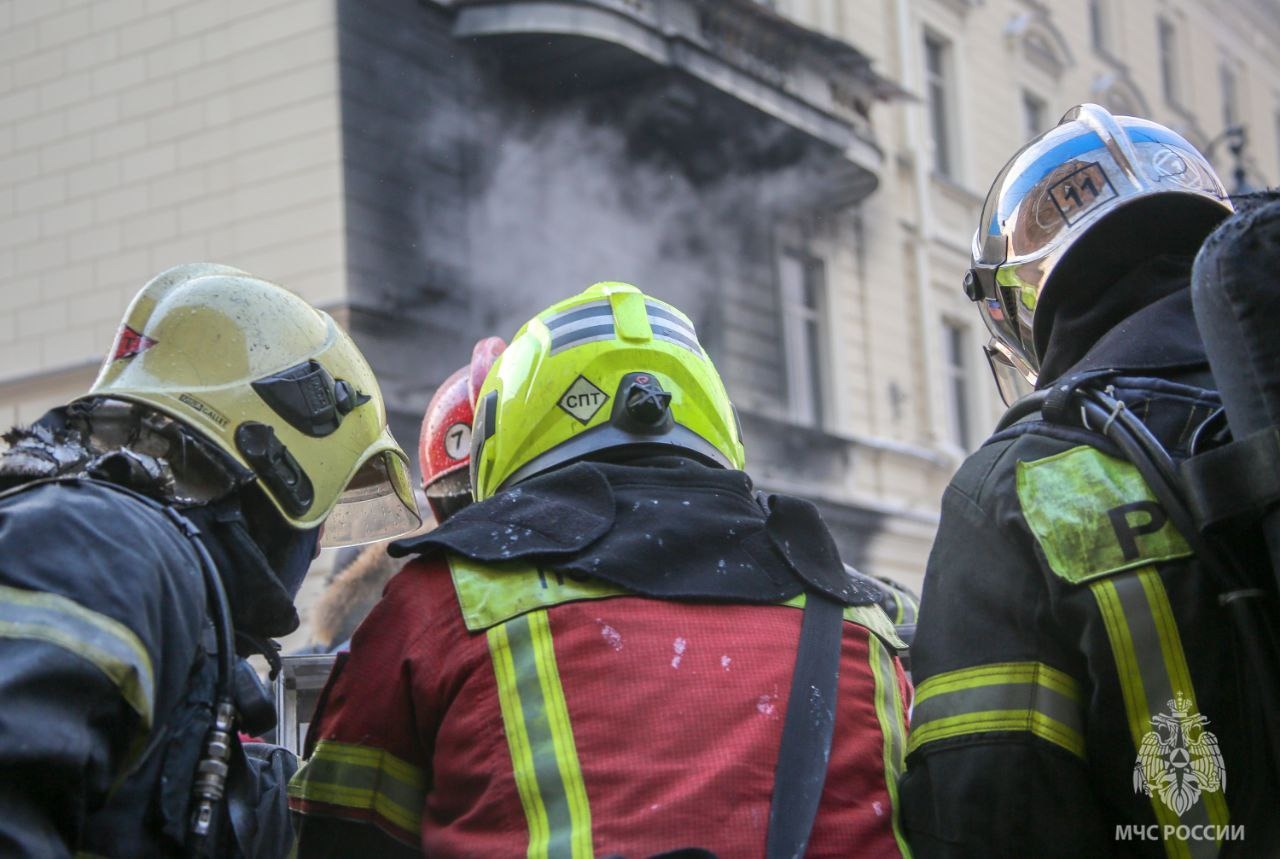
[965,103,1232,402]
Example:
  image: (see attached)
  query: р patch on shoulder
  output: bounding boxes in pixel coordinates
[1016,445,1191,584]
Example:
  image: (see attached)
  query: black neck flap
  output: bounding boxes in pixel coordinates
[391,458,877,606]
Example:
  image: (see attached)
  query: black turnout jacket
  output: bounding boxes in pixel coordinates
[901,276,1278,857]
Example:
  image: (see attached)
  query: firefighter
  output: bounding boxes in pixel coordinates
[300,336,507,654]
[900,105,1276,856]
[0,264,420,857]
[418,335,506,523]
[289,283,912,858]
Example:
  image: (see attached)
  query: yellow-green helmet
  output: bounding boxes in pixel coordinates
[470,282,745,501]
[88,263,421,547]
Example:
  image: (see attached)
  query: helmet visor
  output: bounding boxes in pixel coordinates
[984,339,1036,407]
[320,450,422,548]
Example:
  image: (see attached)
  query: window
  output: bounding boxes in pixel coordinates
[1220,62,1239,130]
[1158,17,1181,106]
[778,250,828,428]
[1089,0,1110,53]
[943,319,972,449]
[1023,90,1048,140]
[924,33,956,179]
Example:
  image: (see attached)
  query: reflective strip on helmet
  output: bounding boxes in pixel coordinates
[545,301,617,355]
[550,326,616,355]
[287,739,427,842]
[1092,569,1228,857]
[906,661,1084,759]
[0,584,155,729]
[488,610,593,859]
[543,300,612,332]
[649,323,701,354]
[645,302,702,354]
[644,302,696,334]
[868,634,912,857]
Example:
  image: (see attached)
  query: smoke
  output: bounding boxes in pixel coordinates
[339,0,851,418]
[457,98,839,344]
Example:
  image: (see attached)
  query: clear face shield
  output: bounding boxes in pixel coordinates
[319,450,422,548]
[984,338,1037,407]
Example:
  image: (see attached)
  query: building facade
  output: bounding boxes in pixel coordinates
[1,0,1278,613]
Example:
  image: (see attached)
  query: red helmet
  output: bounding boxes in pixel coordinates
[419,337,506,522]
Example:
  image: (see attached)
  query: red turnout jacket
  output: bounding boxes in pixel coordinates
[289,552,911,858]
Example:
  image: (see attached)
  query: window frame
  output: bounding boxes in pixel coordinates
[1022,89,1048,141]
[941,317,974,451]
[1088,0,1111,54]
[923,30,958,181]
[776,247,830,430]
[1219,59,1240,131]
[1157,16,1183,108]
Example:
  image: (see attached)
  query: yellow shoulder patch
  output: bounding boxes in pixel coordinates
[1016,446,1192,584]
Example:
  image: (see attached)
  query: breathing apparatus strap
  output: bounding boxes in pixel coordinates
[765,589,844,859]
[998,383,1280,798]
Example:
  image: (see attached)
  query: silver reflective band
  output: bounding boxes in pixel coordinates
[544,300,617,355]
[645,301,702,354]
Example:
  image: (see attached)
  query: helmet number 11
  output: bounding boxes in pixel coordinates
[1049,162,1117,224]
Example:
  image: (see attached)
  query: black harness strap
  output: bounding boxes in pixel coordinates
[1181,427,1280,529]
[765,590,844,859]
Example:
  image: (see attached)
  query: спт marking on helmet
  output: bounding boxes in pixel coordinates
[89,263,422,546]
[469,282,745,501]
[419,336,506,523]
[963,103,1233,404]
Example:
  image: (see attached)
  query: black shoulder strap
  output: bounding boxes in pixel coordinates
[765,591,844,859]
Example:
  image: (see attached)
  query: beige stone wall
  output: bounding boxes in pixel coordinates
[4,0,1276,598]
[774,0,1280,592]
[0,0,347,428]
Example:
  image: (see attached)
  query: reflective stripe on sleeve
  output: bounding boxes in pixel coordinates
[488,609,593,859]
[287,739,427,841]
[1092,569,1227,859]
[906,661,1085,759]
[0,583,155,729]
[868,634,912,858]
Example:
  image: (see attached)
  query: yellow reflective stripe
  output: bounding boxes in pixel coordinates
[1136,570,1231,834]
[488,622,552,852]
[1092,572,1221,859]
[528,611,593,859]
[453,555,623,632]
[287,739,427,837]
[907,710,1086,759]
[451,556,907,650]
[489,610,593,858]
[868,635,912,858]
[914,661,1079,703]
[1093,577,1187,859]
[1093,579,1151,746]
[0,583,154,728]
[908,661,1085,759]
